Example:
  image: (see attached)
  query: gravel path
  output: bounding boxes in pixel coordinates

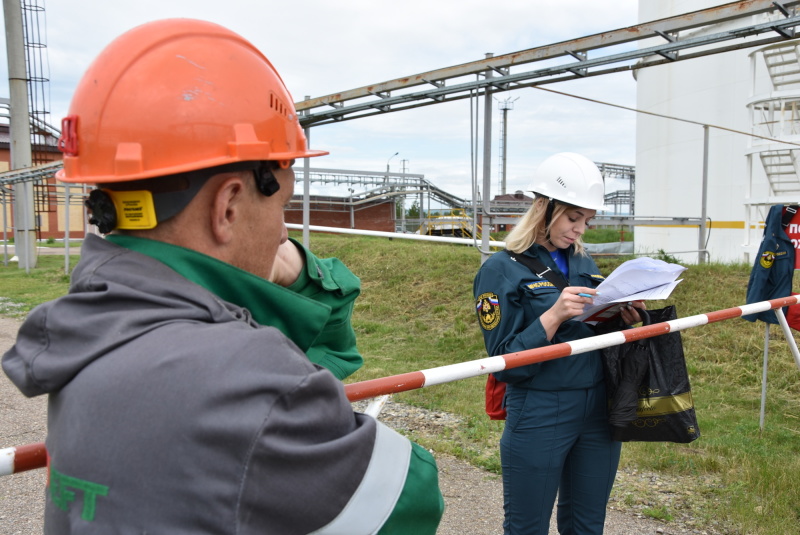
[0,318,47,535]
[0,317,722,534]
[359,400,726,535]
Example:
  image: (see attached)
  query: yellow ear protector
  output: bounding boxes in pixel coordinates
[85,160,288,233]
[85,189,157,233]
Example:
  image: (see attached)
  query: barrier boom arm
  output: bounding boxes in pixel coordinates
[3,295,798,476]
[344,295,800,401]
[0,443,47,477]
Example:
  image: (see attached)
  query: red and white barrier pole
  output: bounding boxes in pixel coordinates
[0,442,47,476]
[344,295,800,401]
[3,295,799,475]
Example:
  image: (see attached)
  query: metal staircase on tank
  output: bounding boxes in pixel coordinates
[760,43,800,183]
[759,149,800,195]
[762,42,800,88]
[745,39,800,252]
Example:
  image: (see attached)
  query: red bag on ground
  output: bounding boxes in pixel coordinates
[485,374,507,420]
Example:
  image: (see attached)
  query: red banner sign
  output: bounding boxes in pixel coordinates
[784,206,800,270]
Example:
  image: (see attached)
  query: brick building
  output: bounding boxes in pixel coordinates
[285,195,397,232]
[0,123,76,241]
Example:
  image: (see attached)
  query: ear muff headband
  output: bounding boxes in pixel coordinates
[253,162,281,196]
[86,161,284,232]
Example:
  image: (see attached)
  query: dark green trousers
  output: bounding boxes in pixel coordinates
[500,384,621,535]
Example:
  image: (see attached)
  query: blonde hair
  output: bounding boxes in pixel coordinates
[505,196,587,255]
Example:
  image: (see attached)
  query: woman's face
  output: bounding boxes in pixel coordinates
[540,205,596,251]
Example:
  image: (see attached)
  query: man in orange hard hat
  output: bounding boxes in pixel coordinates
[2,18,443,534]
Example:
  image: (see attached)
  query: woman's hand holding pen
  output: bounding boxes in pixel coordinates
[540,287,598,340]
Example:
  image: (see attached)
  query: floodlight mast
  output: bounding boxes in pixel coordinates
[386,152,399,173]
[497,97,518,197]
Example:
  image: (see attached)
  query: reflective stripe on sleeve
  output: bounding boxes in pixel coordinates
[310,422,411,535]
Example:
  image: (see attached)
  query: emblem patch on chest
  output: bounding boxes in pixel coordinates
[476,292,501,330]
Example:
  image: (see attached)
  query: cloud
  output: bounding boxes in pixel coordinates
[1,0,639,201]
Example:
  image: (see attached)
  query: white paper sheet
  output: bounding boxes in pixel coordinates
[576,257,686,323]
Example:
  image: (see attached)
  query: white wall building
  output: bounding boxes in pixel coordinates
[635,1,800,264]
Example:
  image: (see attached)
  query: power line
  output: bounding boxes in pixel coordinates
[530,85,800,148]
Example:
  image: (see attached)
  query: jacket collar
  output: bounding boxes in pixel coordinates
[105,234,330,353]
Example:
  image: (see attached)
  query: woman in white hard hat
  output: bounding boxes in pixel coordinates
[473,153,644,535]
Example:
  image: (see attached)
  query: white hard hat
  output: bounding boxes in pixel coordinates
[527,152,605,211]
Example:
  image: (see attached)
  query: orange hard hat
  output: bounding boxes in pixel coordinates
[56,18,327,184]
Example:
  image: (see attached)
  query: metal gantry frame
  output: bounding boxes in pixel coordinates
[289,0,800,261]
[296,1,800,127]
[597,162,636,215]
[0,164,471,207]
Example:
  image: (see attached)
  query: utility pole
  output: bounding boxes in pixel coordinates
[4,0,37,270]
[497,97,518,196]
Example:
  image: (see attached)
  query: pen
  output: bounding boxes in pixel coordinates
[578,293,593,298]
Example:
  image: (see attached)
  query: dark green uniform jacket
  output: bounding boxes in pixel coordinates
[473,244,605,389]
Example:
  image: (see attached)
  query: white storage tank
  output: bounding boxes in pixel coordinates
[635,1,800,263]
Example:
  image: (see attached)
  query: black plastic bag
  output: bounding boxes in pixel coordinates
[602,305,700,443]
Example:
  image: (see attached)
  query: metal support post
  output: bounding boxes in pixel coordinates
[2,190,7,266]
[774,307,800,371]
[302,97,312,248]
[480,53,494,258]
[758,308,800,432]
[760,323,769,432]
[700,125,710,264]
[64,184,70,274]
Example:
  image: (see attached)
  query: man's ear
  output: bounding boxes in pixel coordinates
[209,174,247,245]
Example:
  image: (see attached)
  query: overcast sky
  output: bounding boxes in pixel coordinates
[1,0,641,201]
